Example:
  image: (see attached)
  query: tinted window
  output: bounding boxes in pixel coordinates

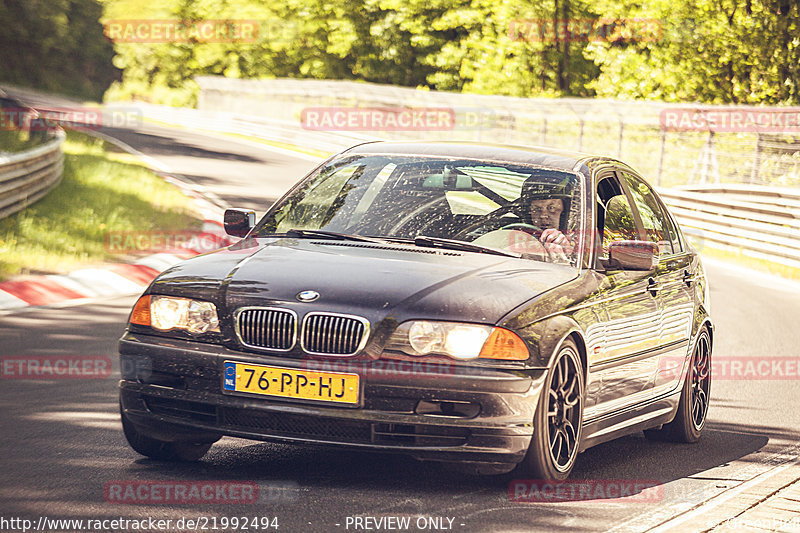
[663,209,684,253]
[596,176,638,260]
[620,172,674,255]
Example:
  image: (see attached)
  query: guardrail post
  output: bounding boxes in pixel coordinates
[567,102,584,151]
[540,116,548,145]
[657,130,666,187]
[749,133,763,184]
[691,131,720,185]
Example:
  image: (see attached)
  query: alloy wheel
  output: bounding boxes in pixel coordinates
[547,350,582,471]
[691,333,711,430]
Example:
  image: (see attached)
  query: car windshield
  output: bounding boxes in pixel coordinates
[254,154,584,265]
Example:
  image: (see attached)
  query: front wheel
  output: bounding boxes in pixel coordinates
[644,328,711,443]
[521,338,584,479]
[121,405,214,462]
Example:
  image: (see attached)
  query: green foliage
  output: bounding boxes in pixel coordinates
[2,0,798,105]
[0,130,199,279]
[585,0,800,104]
[0,102,53,153]
[0,126,47,154]
[101,0,603,101]
[0,0,119,100]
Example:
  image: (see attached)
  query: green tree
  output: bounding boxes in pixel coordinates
[585,0,800,104]
[0,0,118,100]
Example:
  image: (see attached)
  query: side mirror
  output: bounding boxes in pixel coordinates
[607,240,658,271]
[224,208,255,238]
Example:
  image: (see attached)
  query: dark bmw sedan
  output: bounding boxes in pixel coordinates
[119,141,713,478]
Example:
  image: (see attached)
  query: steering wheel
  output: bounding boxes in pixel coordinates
[452,203,523,240]
[500,222,543,238]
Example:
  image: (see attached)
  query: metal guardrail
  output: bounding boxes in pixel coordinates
[659,187,800,268]
[195,77,800,190]
[124,102,800,269]
[0,129,65,219]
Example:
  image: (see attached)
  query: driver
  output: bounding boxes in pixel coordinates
[521,174,576,260]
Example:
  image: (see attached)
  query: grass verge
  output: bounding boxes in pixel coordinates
[0,130,201,280]
[0,127,48,154]
[690,240,800,281]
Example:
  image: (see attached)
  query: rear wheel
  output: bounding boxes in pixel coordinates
[521,338,584,479]
[644,328,711,443]
[120,405,214,461]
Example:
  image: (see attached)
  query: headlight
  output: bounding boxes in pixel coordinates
[388,320,529,361]
[130,295,220,334]
[408,321,448,354]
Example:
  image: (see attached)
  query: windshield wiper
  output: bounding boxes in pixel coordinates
[283,230,519,257]
[413,236,521,258]
[284,228,388,243]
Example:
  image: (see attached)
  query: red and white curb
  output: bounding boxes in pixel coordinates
[0,127,236,312]
[0,221,234,311]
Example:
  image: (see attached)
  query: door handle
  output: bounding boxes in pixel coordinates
[647,278,661,296]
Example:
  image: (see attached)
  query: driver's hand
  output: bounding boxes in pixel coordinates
[540,228,573,261]
[540,229,572,250]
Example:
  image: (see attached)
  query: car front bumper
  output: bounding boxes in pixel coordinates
[119,332,547,466]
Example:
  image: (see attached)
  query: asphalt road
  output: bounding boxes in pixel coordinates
[96,122,322,213]
[1,91,800,533]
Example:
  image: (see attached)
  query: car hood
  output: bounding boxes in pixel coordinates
[151,237,579,325]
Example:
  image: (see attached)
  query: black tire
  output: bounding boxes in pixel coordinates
[644,328,711,443]
[120,406,213,462]
[521,338,584,480]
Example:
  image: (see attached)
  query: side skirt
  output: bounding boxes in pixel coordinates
[578,388,682,453]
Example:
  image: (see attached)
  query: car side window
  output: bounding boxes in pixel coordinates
[620,172,675,255]
[663,210,684,253]
[596,176,638,262]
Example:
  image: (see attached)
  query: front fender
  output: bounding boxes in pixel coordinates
[515,315,584,370]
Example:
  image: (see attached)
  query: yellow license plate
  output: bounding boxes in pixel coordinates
[223,361,360,404]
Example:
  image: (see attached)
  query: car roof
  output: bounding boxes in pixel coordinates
[344,140,596,172]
